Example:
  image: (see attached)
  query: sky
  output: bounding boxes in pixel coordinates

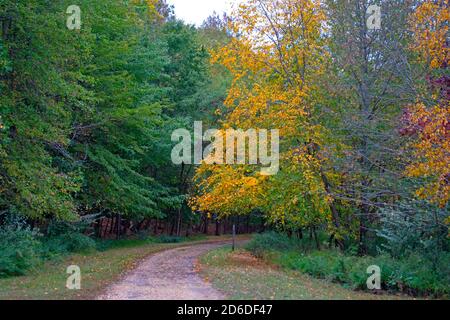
[166,0,238,26]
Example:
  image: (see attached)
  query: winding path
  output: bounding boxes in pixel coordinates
[98,242,228,300]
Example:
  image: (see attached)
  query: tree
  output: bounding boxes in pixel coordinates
[191,0,333,237]
[0,1,211,232]
[402,0,449,209]
[0,0,90,221]
[321,0,417,253]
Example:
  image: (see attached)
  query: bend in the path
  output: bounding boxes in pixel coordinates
[98,242,227,300]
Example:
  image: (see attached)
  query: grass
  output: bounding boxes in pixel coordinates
[198,246,413,300]
[245,232,449,298]
[0,235,240,300]
[270,250,449,297]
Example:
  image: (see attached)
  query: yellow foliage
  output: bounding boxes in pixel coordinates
[190,0,332,226]
[406,1,450,208]
[405,102,450,208]
[410,0,450,69]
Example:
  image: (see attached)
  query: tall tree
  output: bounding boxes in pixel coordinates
[191,0,333,238]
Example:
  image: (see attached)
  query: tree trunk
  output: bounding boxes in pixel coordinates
[170,217,176,236]
[203,215,209,234]
[320,170,344,250]
[358,211,368,255]
[109,216,115,235]
[223,217,228,234]
[312,226,320,250]
[215,218,220,236]
[176,208,182,237]
[185,221,191,237]
[116,214,121,240]
[103,218,110,238]
[232,224,236,251]
[95,219,102,238]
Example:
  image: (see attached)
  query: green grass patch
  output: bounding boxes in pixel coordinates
[246,232,450,298]
[199,246,409,300]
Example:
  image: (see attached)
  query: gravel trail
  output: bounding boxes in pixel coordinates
[98,242,228,300]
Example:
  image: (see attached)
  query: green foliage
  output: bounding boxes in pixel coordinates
[40,220,95,256]
[95,236,158,252]
[0,0,87,221]
[156,235,184,243]
[246,232,296,257]
[95,233,208,251]
[0,225,41,277]
[378,201,449,261]
[0,217,98,277]
[0,0,446,298]
[42,233,96,257]
[246,231,329,258]
[247,232,450,297]
[0,0,222,227]
[276,250,450,297]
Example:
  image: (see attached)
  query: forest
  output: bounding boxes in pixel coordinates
[0,0,448,299]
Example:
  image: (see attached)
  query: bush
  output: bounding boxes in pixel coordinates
[247,232,450,298]
[42,232,96,256]
[42,220,96,256]
[96,236,157,251]
[378,201,449,261]
[0,226,41,277]
[246,231,295,257]
[275,249,450,297]
[157,235,184,243]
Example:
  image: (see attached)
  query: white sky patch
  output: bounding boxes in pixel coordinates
[166,0,238,26]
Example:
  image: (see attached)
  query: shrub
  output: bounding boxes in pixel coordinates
[157,235,184,243]
[0,226,41,277]
[43,232,96,256]
[275,249,450,297]
[96,236,157,251]
[246,231,294,257]
[42,220,96,256]
[378,201,449,261]
[247,232,450,298]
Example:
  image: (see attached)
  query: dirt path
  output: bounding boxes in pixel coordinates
[98,242,229,300]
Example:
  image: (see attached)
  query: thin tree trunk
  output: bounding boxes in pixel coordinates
[185,221,191,237]
[103,218,110,238]
[215,218,220,236]
[95,219,102,238]
[170,217,176,236]
[153,218,159,236]
[203,215,209,234]
[313,226,320,250]
[109,216,115,234]
[223,217,228,234]
[116,214,121,240]
[232,224,236,251]
[176,208,182,237]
